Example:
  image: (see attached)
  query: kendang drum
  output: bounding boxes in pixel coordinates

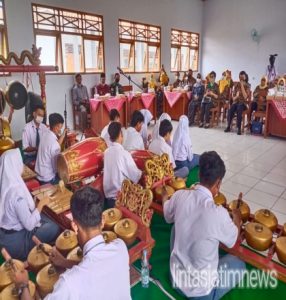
[57,137,107,184]
[5,81,28,110]
[130,150,155,170]
[0,282,36,300]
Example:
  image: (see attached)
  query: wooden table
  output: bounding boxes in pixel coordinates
[163,91,190,120]
[265,97,286,138]
[90,96,127,135]
[127,93,156,125]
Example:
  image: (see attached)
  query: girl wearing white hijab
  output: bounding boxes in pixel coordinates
[140,109,153,146]
[0,149,60,260]
[152,113,172,142]
[172,115,200,171]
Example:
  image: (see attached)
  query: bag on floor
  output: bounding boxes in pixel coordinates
[251,121,263,135]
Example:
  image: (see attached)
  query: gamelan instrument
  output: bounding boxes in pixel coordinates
[27,236,52,273]
[102,231,118,243]
[22,165,37,181]
[228,192,250,223]
[0,282,36,300]
[130,150,155,170]
[67,246,83,263]
[0,89,6,115]
[5,81,28,110]
[254,209,278,232]
[36,264,59,298]
[114,218,138,246]
[169,177,186,191]
[283,223,286,236]
[214,192,227,206]
[0,248,25,291]
[103,208,122,231]
[55,230,78,255]
[57,137,107,184]
[25,91,43,123]
[276,237,286,265]
[154,185,175,202]
[0,117,15,155]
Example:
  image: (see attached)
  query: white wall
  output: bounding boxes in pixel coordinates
[202,0,286,87]
[1,0,203,139]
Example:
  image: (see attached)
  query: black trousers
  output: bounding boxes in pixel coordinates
[200,102,214,123]
[188,100,200,124]
[227,102,247,129]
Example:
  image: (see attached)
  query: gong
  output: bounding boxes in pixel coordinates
[5,81,28,110]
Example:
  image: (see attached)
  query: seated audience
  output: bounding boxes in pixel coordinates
[142,77,149,93]
[188,73,205,126]
[123,110,144,151]
[268,77,286,97]
[35,113,66,185]
[11,186,131,300]
[187,69,197,91]
[110,73,124,96]
[96,73,110,96]
[173,71,182,88]
[172,115,200,171]
[224,71,251,135]
[149,119,189,178]
[0,149,59,260]
[218,70,233,103]
[140,109,153,147]
[22,104,48,164]
[163,151,245,299]
[103,122,142,208]
[101,109,120,146]
[199,71,219,128]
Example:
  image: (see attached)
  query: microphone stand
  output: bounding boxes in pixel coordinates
[117,67,143,91]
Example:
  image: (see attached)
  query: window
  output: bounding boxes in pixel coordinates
[119,19,160,73]
[0,0,8,57]
[171,29,199,72]
[32,4,104,73]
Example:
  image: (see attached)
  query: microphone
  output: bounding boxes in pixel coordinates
[117,67,123,74]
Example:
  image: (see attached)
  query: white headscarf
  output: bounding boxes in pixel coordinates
[140,109,153,143]
[0,149,35,224]
[172,115,191,159]
[152,113,171,140]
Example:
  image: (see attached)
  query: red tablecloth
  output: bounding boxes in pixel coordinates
[272,99,286,119]
[90,99,101,112]
[141,93,155,109]
[164,91,182,108]
[90,97,126,113]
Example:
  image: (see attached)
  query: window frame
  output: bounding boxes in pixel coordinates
[171,28,199,73]
[118,18,161,74]
[0,0,9,59]
[32,3,105,75]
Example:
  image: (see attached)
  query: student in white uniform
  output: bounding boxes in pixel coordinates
[152,112,171,141]
[0,149,60,260]
[172,115,200,171]
[22,104,48,164]
[103,122,142,208]
[35,113,67,185]
[149,119,189,178]
[163,151,245,300]
[101,109,120,146]
[140,109,153,146]
[123,110,144,151]
[11,186,131,300]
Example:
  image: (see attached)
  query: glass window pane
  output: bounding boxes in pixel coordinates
[190,49,198,71]
[148,46,159,72]
[135,42,147,72]
[36,35,57,66]
[120,43,134,72]
[61,34,83,73]
[181,46,190,71]
[171,47,179,71]
[84,39,103,72]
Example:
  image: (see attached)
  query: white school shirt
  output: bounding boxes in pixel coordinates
[173,138,193,162]
[164,185,238,298]
[22,120,48,156]
[100,123,110,139]
[123,127,144,151]
[103,142,142,198]
[45,235,131,300]
[148,136,176,167]
[35,130,61,182]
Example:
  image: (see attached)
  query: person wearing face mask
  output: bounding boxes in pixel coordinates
[163,151,244,300]
[10,186,131,300]
[110,73,124,96]
[188,73,205,126]
[35,113,67,185]
[199,71,219,128]
[173,71,182,88]
[22,104,48,165]
[224,71,251,135]
[187,69,196,91]
[95,73,110,96]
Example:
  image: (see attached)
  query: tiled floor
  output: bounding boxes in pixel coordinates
[150,121,286,225]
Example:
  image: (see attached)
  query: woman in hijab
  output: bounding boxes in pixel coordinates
[152,113,172,142]
[140,109,153,147]
[172,115,200,171]
[0,149,60,260]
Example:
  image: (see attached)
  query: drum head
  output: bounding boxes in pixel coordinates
[5,81,28,110]
[0,89,6,114]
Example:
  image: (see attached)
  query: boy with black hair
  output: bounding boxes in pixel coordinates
[103,122,142,208]
[101,109,120,146]
[149,119,188,178]
[96,72,110,96]
[163,151,245,299]
[35,113,67,184]
[123,110,144,151]
[22,104,48,164]
[11,186,131,300]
